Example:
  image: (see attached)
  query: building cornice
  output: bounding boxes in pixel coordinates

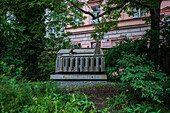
[161,6,170,12]
[68,24,150,35]
[66,16,148,30]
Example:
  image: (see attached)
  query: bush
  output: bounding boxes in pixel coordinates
[105,38,148,81]
[38,37,72,81]
[105,37,148,68]
[110,53,167,102]
[0,61,100,113]
[104,92,168,113]
[106,67,121,82]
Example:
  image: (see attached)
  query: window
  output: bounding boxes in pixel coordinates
[133,8,145,18]
[91,6,101,24]
[72,43,81,48]
[164,15,170,26]
[162,15,170,32]
[91,41,101,48]
[50,28,56,38]
[111,40,119,47]
[73,10,82,26]
[7,11,16,23]
[73,16,81,26]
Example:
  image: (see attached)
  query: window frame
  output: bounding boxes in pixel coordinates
[91,5,101,24]
[91,41,101,48]
[50,28,56,38]
[73,10,82,26]
[133,8,146,18]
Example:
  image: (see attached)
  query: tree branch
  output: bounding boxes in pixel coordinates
[68,0,150,19]
[68,0,128,19]
[96,1,128,19]
[69,0,95,18]
[128,0,150,9]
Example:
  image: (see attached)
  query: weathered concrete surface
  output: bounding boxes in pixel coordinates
[50,74,107,80]
[52,48,107,80]
[55,49,105,73]
[56,81,115,88]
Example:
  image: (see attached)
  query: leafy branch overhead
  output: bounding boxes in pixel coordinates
[0,0,80,79]
[68,0,153,20]
[68,0,128,20]
[68,0,163,63]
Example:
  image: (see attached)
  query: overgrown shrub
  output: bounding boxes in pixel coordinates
[105,37,148,68]
[105,38,148,81]
[0,62,100,113]
[111,53,167,101]
[104,92,168,113]
[38,37,71,81]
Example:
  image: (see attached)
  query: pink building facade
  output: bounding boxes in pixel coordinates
[65,0,170,48]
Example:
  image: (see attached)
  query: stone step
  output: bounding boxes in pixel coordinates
[50,74,107,80]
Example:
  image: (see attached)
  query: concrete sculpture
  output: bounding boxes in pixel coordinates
[50,45,107,80]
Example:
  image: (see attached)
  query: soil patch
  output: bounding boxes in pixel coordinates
[71,83,123,110]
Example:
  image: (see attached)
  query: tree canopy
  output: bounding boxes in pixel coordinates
[0,0,82,79]
[0,0,169,79]
[69,0,166,63]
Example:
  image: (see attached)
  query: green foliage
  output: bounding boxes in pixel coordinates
[0,0,47,79]
[104,92,128,112]
[80,0,162,43]
[0,62,99,112]
[112,53,166,101]
[104,92,167,113]
[160,15,170,47]
[105,38,148,81]
[106,67,121,82]
[0,0,84,80]
[38,38,72,80]
[105,37,148,67]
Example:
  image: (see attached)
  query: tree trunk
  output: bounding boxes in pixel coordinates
[149,0,162,64]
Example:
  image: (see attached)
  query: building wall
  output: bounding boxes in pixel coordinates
[65,0,170,48]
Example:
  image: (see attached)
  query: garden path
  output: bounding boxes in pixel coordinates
[55,81,119,110]
[57,81,114,88]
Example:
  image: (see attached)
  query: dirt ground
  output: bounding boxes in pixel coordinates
[71,83,123,110]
